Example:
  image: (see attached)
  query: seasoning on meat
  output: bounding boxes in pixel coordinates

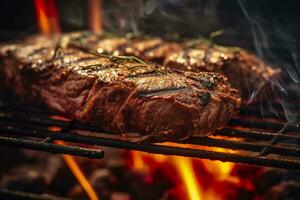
[69,32,280,102]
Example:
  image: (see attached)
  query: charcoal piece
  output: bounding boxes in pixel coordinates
[0,166,46,194]
[265,181,300,200]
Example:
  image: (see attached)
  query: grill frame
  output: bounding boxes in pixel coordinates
[0,93,299,170]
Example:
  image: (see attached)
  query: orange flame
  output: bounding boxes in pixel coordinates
[129,137,243,200]
[89,0,103,33]
[34,0,60,34]
[63,150,99,200]
[59,148,99,200]
[173,157,202,200]
[130,151,202,200]
[49,126,99,200]
[131,151,147,172]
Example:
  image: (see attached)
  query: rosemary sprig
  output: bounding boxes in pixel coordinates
[52,38,63,60]
[52,35,72,60]
[184,37,210,49]
[184,29,224,49]
[208,29,224,44]
[69,42,146,65]
[111,55,145,64]
[184,30,241,53]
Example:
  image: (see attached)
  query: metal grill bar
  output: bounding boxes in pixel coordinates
[0,189,71,200]
[0,136,104,159]
[1,125,298,158]
[0,95,299,170]
[239,107,300,120]
[0,125,299,169]
[0,127,300,156]
[229,118,300,132]
[218,128,300,143]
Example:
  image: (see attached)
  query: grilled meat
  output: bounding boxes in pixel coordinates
[71,32,280,102]
[0,35,241,142]
[164,43,281,102]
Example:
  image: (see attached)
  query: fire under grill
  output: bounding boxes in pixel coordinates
[0,90,299,170]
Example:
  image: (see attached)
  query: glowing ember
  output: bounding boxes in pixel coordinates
[50,115,71,121]
[48,126,62,132]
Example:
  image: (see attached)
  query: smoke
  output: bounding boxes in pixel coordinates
[237,0,300,124]
[104,0,222,37]
[237,0,299,81]
[103,0,144,34]
[57,0,87,31]
[147,0,221,36]
[144,0,156,15]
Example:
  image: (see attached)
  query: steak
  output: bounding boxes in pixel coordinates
[71,32,280,102]
[0,35,241,142]
[163,43,281,102]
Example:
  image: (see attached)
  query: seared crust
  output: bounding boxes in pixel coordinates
[67,32,280,102]
[164,44,281,101]
[0,35,241,142]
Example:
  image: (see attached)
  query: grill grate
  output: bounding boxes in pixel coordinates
[0,189,71,200]
[0,93,299,170]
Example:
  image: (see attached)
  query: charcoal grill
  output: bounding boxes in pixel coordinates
[0,88,299,170]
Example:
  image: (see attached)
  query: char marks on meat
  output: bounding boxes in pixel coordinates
[0,35,241,142]
[70,32,280,102]
[164,43,281,101]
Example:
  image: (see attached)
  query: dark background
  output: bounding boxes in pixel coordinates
[0,0,299,77]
